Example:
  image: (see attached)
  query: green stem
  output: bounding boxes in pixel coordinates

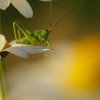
[0,60,8,100]
[0,11,8,100]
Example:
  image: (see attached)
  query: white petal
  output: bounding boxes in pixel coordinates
[0,34,6,51]
[10,41,52,54]
[22,46,52,54]
[0,0,10,10]
[10,43,25,47]
[31,46,52,53]
[10,0,33,18]
[4,46,28,58]
[3,45,51,58]
[11,45,42,54]
[21,46,42,54]
[11,44,52,54]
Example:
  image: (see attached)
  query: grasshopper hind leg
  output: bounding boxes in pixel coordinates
[16,37,32,45]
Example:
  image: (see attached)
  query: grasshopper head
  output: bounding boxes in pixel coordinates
[33,29,51,46]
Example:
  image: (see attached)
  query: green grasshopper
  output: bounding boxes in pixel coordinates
[13,2,53,46]
[13,1,76,47]
[13,21,50,46]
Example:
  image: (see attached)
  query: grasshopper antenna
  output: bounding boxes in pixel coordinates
[48,1,79,32]
[52,7,78,31]
[51,0,85,31]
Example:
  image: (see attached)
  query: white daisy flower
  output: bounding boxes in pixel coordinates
[0,34,51,58]
[0,0,33,18]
